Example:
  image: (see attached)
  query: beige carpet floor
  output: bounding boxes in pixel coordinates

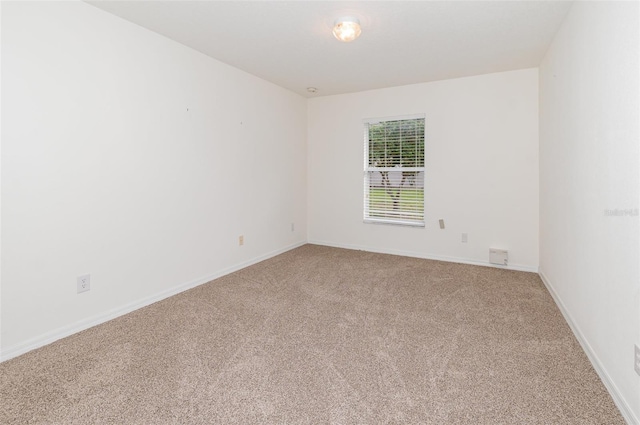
[0,244,625,424]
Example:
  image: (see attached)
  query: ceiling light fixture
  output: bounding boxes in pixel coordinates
[332,18,361,42]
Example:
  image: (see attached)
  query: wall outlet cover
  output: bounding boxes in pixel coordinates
[77,274,90,294]
[635,344,640,376]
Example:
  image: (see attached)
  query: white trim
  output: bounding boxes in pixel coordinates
[307,239,538,273]
[538,269,638,425]
[363,218,425,227]
[0,241,305,363]
[363,113,426,124]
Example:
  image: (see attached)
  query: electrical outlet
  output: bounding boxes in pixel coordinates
[239,235,244,246]
[291,222,295,232]
[462,233,468,243]
[77,274,90,294]
[635,344,640,376]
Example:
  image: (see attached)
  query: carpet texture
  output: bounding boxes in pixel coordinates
[0,244,625,424]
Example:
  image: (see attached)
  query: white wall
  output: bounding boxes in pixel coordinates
[308,69,539,271]
[0,1,3,355]
[1,1,307,359]
[539,1,639,422]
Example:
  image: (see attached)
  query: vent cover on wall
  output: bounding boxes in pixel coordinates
[489,249,508,266]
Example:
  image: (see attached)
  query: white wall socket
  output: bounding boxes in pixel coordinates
[635,344,640,376]
[462,233,468,243]
[77,274,90,294]
[239,235,244,246]
[291,222,295,231]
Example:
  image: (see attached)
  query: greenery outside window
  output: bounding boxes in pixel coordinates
[364,115,425,226]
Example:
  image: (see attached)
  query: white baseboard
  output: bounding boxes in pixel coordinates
[0,241,305,363]
[538,269,638,425]
[307,239,539,273]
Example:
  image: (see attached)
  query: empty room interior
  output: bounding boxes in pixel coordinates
[1,0,639,424]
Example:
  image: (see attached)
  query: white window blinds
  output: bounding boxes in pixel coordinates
[364,115,425,227]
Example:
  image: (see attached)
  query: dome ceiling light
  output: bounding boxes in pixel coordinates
[332,18,361,42]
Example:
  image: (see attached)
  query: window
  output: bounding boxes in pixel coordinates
[364,115,425,226]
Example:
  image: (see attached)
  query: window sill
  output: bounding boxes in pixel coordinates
[364,218,425,228]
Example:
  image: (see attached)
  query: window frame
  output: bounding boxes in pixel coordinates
[363,114,426,227]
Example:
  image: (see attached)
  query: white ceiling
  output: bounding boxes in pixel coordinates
[86,1,573,98]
